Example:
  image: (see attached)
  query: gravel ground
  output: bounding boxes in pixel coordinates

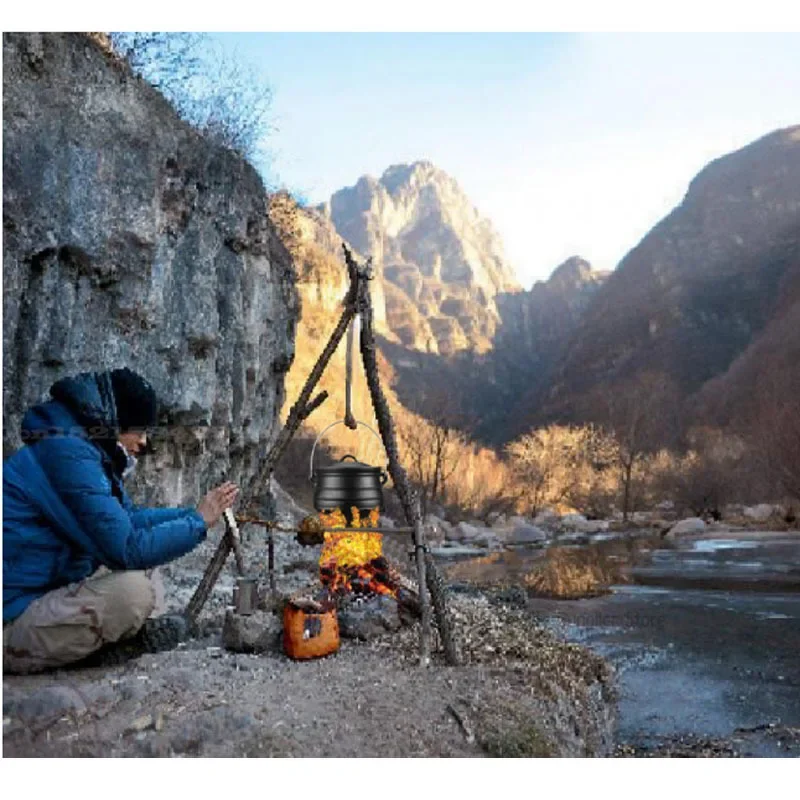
[3,590,616,757]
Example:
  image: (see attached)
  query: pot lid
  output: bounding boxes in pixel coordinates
[315,454,382,473]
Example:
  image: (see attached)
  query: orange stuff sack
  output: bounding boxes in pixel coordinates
[283,604,340,660]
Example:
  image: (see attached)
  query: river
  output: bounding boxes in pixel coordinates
[445,528,800,756]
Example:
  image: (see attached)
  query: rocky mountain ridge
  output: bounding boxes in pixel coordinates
[321,161,521,355]
[375,254,608,443]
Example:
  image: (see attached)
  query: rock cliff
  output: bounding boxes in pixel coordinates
[2,32,298,508]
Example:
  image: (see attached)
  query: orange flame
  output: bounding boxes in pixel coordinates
[318,507,396,597]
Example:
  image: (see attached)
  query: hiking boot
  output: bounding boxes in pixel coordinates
[77,614,191,668]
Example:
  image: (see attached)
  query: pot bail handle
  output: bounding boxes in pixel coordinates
[309,418,387,481]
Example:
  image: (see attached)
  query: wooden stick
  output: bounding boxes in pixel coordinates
[268,530,275,593]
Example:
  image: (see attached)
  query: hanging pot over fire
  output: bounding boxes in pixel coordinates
[309,419,388,523]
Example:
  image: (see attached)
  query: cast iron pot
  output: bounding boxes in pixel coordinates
[310,420,388,523]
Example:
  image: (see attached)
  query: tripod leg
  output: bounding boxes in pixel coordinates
[350,251,459,666]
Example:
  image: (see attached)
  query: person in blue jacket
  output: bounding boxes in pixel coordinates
[3,368,238,673]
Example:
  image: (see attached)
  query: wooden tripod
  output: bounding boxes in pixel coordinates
[185,245,459,666]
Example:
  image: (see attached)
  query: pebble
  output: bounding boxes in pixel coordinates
[126,714,154,734]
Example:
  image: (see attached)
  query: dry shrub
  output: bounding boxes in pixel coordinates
[645,428,749,515]
[506,424,620,518]
[523,546,619,599]
[443,444,517,516]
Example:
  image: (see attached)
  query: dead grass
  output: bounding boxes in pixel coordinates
[523,546,622,599]
[478,718,554,758]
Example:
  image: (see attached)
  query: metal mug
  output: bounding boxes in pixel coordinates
[233,576,259,616]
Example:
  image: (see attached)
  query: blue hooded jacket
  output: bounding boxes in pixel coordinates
[3,371,207,622]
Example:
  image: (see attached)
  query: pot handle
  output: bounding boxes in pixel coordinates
[309,419,388,481]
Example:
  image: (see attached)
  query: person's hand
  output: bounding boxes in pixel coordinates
[197,482,239,529]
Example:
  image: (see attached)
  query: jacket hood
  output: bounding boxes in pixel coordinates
[21,372,121,462]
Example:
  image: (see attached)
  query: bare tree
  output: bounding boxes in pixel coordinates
[752,369,800,504]
[397,390,467,518]
[109,33,273,163]
[649,428,748,517]
[506,425,582,517]
[594,372,680,521]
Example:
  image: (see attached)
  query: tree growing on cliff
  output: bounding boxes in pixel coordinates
[109,33,273,165]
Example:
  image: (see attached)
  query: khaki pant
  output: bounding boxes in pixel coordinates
[3,568,165,674]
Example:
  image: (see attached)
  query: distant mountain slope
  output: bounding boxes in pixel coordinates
[375,256,608,444]
[544,126,800,423]
[320,161,521,355]
[316,129,800,449]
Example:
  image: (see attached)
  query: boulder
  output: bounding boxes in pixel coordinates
[222,609,282,653]
[486,512,507,527]
[338,595,401,640]
[561,512,589,529]
[665,517,706,538]
[473,530,503,550]
[509,524,548,545]
[454,521,483,541]
[743,504,776,522]
[533,509,560,528]
[559,513,608,533]
[425,514,451,544]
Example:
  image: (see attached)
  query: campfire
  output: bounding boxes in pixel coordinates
[283,505,416,659]
[317,507,400,601]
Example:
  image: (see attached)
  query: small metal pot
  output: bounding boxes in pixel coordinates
[309,420,388,520]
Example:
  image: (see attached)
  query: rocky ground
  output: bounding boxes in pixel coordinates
[3,593,615,758]
[3,487,616,758]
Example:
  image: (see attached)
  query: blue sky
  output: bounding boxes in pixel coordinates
[211,33,800,288]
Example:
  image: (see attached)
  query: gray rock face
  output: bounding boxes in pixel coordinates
[2,33,298,509]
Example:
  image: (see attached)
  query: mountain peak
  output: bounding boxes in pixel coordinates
[546,256,608,293]
[325,162,520,354]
